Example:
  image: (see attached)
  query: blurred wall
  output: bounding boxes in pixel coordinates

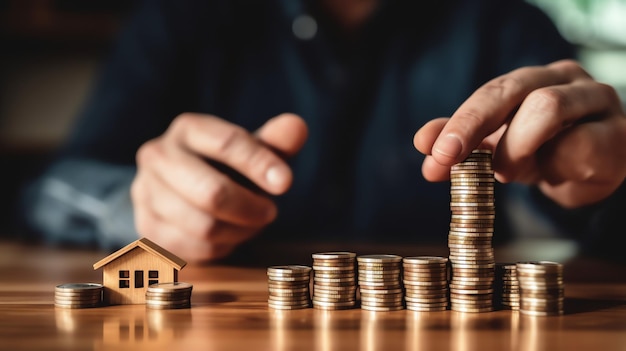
[0,0,138,235]
[528,0,626,103]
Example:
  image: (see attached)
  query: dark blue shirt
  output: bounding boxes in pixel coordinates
[25,0,621,259]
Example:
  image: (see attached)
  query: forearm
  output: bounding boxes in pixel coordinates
[20,158,138,250]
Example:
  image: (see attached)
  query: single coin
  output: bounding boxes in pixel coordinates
[54,298,103,306]
[312,265,355,271]
[268,265,312,275]
[54,291,102,298]
[147,282,193,293]
[312,252,356,260]
[516,261,563,273]
[357,254,403,263]
[55,283,103,292]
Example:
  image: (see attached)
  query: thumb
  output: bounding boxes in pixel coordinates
[255,113,308,158]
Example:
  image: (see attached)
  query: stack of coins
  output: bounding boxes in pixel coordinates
[448,149,496,313]
[146,282,193,309]
[495,262,520,310]
[267,265,312,310]
[516,261,564,316]
[54,283,103,309]
[402,256,449,312]
[311,252,357,310]
[357,254,404,312]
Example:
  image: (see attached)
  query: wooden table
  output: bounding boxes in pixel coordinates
[0,239,625,351]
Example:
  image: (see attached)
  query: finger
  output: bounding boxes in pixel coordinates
[431,62,581,166]
[134,178,218,262]
[415,118,505,182]
[539,118,626,185]
[134,178,259,261]
[145,170,264,246]
[138,213,222,262]
[143,169,272,237]
[134,200,204,261]
[413,117,449,155]
[495,80,622,182]
[168,113,292,195]
[421,155,452,182]
[149,218,253,263]
[136,140,277,227]
[200,220,259,248]
[255,113,308,158]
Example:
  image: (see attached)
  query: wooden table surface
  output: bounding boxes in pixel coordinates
[0,239,625,351]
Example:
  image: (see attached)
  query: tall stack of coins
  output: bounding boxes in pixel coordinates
[146,282,193,309]
[495,263,520,310]
[448,149,496,313]
[311,252,357,310]
[516,261,564,316]
[267,265,312,310]
[402,256,449,312]
[54,283,103,309]
[357,254,404,312]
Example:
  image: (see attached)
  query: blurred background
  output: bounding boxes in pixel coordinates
[0,0,138,237]
[1,0,625,239]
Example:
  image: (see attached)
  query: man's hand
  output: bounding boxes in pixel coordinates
[131,113,308,262]
[414,59,626,208]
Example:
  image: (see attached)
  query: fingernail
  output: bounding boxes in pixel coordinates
[434,134,463,159]
[266,165,289,191]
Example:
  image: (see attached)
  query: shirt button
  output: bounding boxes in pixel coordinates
[292,14,317,40]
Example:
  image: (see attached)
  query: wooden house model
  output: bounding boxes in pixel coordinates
[93,237,187,305]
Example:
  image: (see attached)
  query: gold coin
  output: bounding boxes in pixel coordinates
[357,254,403,263]
[147,282,193,293]
[267,265,312,275]
[312,252,357,260]
[312,265,354,271]
[516,261,563,273]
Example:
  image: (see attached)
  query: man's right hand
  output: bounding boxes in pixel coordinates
[130,113,308,262]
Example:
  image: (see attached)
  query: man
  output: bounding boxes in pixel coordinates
[20,0,626,262]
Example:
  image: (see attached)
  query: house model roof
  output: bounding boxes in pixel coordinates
[93,237,187,271]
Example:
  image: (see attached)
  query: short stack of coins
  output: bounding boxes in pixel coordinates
[448,149,496,313]
[357,254,404,312]
[402,256,449,311]
[516,261,564,316]
[495,263,520,310]
[146,282,193,309]
[311,252,357,310]
[267,265,312,310]
[54,283,103,309]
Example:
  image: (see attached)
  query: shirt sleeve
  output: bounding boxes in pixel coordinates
[20,159,137,250]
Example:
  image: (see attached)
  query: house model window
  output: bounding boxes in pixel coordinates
[148,271,159,286]
[119,270,130,288]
